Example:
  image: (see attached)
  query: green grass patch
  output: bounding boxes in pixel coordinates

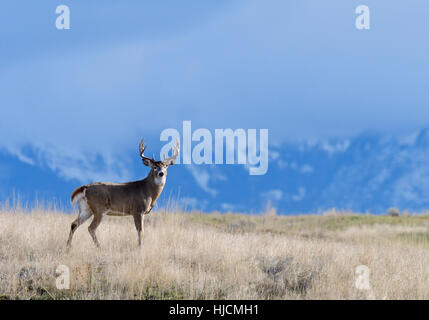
[187,212,429,235]
[396,232,429,246]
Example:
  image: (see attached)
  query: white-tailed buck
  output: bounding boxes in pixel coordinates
[66,138,180,250]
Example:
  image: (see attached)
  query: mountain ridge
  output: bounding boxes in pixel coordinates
[2,129,429,214]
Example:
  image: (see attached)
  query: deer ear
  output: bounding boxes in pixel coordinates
[164,158,177,167]
[142,159,153,167]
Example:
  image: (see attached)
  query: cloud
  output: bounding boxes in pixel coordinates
[274,158,315,175]
[221,203,236,212]
[320,140,350,155]
[186,165,218,196]
[269,150,280,160]
[28,143,132,184]
[262,189,283,202]
[0,42,150,183]
[367,168,390,192]
[397,131,419,147]
[6,146,35,166]
[176,197,208,211]
[300,165,314,174]
[1,1,429,185]
[291,187,306,202]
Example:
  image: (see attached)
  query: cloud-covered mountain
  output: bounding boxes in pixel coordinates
[2,129,429,214]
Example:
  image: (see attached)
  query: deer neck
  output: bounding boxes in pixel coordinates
[146,170,165,204]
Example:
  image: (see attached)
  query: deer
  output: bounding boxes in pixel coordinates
[66,138,180,250]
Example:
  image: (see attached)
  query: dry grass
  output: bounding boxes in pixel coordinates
[2,208,429,299]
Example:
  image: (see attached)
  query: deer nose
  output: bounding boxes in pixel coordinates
[159,172,164,177]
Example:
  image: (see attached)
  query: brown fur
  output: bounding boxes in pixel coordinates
[83,171,164,216]
[71,186,86,203]
[67,164,171,250]
[66,139,179,250]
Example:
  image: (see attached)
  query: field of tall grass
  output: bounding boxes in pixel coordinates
[2,207,429,299]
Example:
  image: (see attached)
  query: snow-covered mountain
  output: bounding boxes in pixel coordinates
[2,129,429,214]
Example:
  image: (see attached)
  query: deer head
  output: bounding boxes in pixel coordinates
[139,138,180,185]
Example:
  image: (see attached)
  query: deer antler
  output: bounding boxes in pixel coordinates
[163,138,180,165]
[139,139,154,164]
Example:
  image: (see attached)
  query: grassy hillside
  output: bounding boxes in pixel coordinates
[2,208,429,299]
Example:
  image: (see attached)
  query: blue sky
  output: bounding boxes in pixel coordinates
[1,1,429,187]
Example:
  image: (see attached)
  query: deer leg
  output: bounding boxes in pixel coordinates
[66,200,93,249]
[133,213,144,247]
[88,214,103,249]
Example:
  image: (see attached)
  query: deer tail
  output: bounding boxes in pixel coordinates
[71,186,86,206]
